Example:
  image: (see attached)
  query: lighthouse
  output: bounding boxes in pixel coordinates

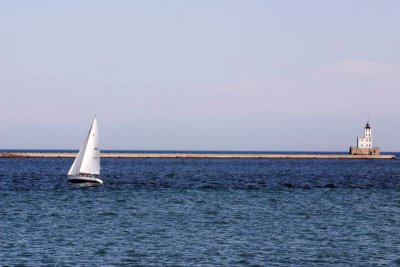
[357,123,373,148]
[350,122,380,155]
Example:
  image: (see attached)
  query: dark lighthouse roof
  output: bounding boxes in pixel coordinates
[365,122,371,129]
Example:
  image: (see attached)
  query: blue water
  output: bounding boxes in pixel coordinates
[1,153,400,266]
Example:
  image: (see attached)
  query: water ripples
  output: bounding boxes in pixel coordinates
[0,157,399,265]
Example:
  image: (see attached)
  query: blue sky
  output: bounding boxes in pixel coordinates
[1,1,399,151]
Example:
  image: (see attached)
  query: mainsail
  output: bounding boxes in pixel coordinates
[68,117,100,176]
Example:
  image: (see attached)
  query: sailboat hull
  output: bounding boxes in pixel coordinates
[68,176,103,184]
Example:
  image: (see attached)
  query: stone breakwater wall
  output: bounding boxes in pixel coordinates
[0,152,396,159]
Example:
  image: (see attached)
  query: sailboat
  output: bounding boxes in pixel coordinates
[67,116,103,184]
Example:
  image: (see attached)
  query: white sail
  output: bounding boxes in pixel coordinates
[67,135,88,175]
[68,117,100,176]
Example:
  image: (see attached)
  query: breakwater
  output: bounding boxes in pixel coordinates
[0,152,396,159]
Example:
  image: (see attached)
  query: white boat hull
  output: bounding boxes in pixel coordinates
[68,176,103,184]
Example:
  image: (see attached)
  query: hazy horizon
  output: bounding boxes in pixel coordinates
[1,1,399,151]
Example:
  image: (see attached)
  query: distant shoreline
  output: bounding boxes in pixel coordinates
[0,152,396,159]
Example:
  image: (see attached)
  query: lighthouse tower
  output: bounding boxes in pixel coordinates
[357,123,373,148]
[350,122,380,155]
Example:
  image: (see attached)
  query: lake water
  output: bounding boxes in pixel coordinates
[1,153,400,266]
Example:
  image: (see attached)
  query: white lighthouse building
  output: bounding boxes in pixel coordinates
[350,122,380,155]
[357,122,373,148]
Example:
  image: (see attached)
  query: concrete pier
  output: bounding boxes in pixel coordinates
[0,152,396,159]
